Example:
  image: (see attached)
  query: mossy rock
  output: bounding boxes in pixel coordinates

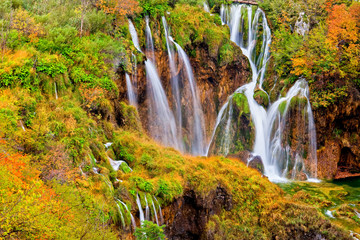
[278,101,288,115]
[233,93,250,115]
[254,90,269,108]
[290,96,308,109]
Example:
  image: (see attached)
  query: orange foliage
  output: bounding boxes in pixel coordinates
[80,84,105,111]
[97,0,142,19]
[327,4,359,47]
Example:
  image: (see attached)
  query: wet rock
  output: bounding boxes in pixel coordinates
[163,186,232,240]
[248,155,265,174]
[254,89,269,108]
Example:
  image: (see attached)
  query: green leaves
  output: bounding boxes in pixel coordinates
[134,220,166,240]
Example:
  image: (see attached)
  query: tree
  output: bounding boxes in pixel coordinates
[134,220,166,240]
[97,0,142,20]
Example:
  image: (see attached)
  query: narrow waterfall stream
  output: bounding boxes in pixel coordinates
[125,73,137,107]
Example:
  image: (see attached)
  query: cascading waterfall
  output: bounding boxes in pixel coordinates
[145,59,180,149]
[151,197,159,225]
[162,17,183,152]
[119,200,136,231]
[203,1,210,13]
[125,73,137,107]
[144,195,150,221]
[162,16,206,155]
[145,18,180,150]
[136,194,145,226]
[128,19,142,53]
[115,201,126,228]
[153,196,163,225]
[295,12,309,36]
[209,4,317,181]
[172,40,206,155]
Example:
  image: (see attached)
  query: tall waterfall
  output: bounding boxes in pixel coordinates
[144,19,180,149]
[162,17,206,155]
[162,17,183,152]
[172,41,206,155]
[208,4,317,181]
[128,19,142,53]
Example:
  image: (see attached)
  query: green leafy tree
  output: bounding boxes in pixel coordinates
[134,220,166,240]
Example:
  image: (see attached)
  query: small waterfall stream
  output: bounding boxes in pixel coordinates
[128,19,142,53]
[125,73,137,107]
[136,194,145,226]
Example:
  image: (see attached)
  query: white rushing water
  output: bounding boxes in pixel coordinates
[54,82,58,99]
[151,196,159,225]
[172,40,206,155]
[115,201,126,228]
[153,196,163,225]
[128,19,142,52]
[162,17,184,152]
[136,194,145,226]
[209,4,318,181]
[119,200,136,231]
[145,18,181,151]
[161,16,206,155]
[20,120,26,131]
[145,59,180,149]
[144,195,150,221]
[125,73,137,107]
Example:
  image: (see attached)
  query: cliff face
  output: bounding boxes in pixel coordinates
[315,87,360,179]
[117,44,251,144]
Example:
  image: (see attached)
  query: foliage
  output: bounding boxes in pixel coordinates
[134,220,166,240]
[97,0,142,20]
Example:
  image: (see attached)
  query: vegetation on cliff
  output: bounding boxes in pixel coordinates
[0,0,359,239]
[259,0,360,108]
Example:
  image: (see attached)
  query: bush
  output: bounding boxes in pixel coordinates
[134,220,166,240]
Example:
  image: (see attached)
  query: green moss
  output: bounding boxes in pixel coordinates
[278,101,287,115]
[254,90,269,107]
[233,93,250,115]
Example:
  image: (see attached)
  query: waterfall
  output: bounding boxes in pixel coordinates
[145,59,179,149]
[20,120,26,131]
[162,17,183,152]
[203,1,210,13]
[209,4,317,181]
[119,200,136,231]
[125,73,137,107]
[54,82,58,99]
[295,12,309,36]
[145,16,156,62]
[128,19,142,52]
[144,195,150,221]
[172,40,206,155]
[153,196,163,225]
[162,16,206,155]
[115,201,126,228]
[136,194,145,226]
[107,156,132,172]
[151,197,159,225]
[144,19,180,149]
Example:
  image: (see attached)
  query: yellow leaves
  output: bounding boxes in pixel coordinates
[97,0,142,20]
[11,8,44,40]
